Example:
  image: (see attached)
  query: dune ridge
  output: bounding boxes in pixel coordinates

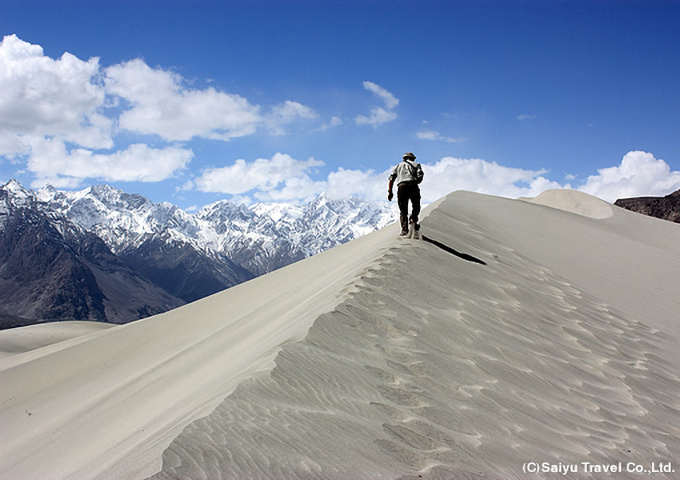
[152,191,680,479]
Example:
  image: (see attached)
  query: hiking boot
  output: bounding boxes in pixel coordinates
[399,230,409,236]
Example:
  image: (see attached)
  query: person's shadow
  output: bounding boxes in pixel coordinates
[421,235,487,265]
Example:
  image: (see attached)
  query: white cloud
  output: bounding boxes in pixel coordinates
[355,81,399,127]
[256,174,327,203]
[1,35,324,191]
[517,114,537,121]
[355,107,397,127]
[106,61,317,141]
[416,129,463,143]
[577,151,680,202]
[193,153,324,196]
[191,155,566,205]
[418,152,680,204]
[325,168,385,201]
[415,130,438,141]
[191,151,680,206]
[317,116,343,131]
[193,156,386,204]
[420,157,563,202]
[0,34,112,155]
[265,100,318,135]
[27,137,192,188]
[105,59,262,142]
[362,81,399,109]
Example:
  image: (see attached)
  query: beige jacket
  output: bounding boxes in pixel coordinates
[389,159,423,185]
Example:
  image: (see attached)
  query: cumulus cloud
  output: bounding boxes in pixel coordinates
[0,34,112,155]
[355,81,399,127]
[105,59,262,142]
[419,157,563,202]
[193,153,324,197]
[257,174,328,203]
[27,137,192,188]
[577,151,680,202]
[417,152,679,204]
[105,62,317,141]
[0,35,322,189]
[192,154,391,204]
[325,168,385,201]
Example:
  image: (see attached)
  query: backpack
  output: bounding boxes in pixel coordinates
[405,160,424,184]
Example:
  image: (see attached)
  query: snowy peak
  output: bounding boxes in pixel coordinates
[2,179,35,210]
[197,199,259,235]
[3,179,31,198]
[250,202,304,222]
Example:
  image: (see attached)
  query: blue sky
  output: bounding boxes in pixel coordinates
[1,0,679,209]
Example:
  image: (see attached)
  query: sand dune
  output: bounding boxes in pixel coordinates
[1,190,678,479]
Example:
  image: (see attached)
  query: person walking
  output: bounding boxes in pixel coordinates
[388,152,424,236]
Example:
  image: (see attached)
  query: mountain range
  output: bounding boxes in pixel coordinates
[0,180,396,328]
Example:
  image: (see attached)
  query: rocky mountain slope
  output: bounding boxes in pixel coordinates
[614,189,680,223]
[0,181,184,327]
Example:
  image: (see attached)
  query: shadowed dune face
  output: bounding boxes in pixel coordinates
[153,192,680,479]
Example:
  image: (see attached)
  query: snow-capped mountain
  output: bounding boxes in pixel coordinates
[1,180,184,327]
[1,180,397,326]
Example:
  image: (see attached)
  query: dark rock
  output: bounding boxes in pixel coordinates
[614,189,680,223]
[119,235,254,303]
[0,207,108,323]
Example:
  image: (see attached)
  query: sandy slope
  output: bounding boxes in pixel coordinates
[0,322,116,360]
[1,190,679,479]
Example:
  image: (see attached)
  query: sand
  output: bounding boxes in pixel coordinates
[0,322,116,359]
[1,190,678,479]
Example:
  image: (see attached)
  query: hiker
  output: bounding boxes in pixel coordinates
[388,152,424,236]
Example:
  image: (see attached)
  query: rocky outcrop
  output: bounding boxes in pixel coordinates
[614,190,680,223]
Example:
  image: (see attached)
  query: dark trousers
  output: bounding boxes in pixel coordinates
[397,182,421,232]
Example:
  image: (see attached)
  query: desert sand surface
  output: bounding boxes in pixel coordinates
[0,321,116,360]
[1,190,678,479]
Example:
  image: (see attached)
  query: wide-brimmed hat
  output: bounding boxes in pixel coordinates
[402,152,416,160]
